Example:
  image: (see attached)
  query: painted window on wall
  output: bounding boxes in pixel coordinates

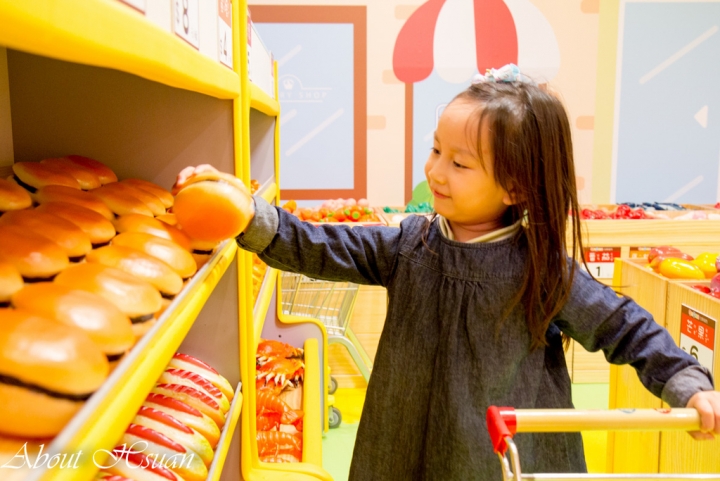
[614,1,720,204]
[255,23,354,191]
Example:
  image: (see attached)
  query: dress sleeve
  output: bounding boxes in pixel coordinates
[555,265,714,407]
[235,196,403,287]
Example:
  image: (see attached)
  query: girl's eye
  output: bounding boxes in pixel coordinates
[453,161,467,169]
[430,147,440,155]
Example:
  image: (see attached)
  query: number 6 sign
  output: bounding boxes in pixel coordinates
[679,305,716,376]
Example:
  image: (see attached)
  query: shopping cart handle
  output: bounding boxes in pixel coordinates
[486,406,517,456]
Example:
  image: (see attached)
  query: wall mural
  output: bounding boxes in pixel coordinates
[394,0,560,203]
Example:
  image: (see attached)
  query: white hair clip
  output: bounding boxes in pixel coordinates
[471,63,536,85]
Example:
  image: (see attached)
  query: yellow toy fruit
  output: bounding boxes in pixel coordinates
[658,258,705,280]
[691,252,719,279]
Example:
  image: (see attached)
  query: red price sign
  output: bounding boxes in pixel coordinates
[218,0,233,68]
[629,246,652,259]
[680,305,716,375]
[583,247,621,279]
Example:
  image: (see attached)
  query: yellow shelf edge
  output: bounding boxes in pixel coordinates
[0,0,240,99]
[259,181,278,205]
[207,384,244,481]
[253,268,279,347]
[35,241,238,481]
[250,82,280,116]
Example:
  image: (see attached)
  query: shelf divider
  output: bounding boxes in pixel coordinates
[207,383,244,481]
[250,82,280,116]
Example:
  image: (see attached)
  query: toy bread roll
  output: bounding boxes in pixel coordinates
[0,178,32,214]
[35,185,115,220]
[156,213,178,226]
[132,406,214,466]
[92,184,154,217]
[158,369,230,413]
[0,225,69,281]
[151,384,225,428]
[102,448,187,481]
[0,209,92,261]
[0,262,23,306]
[173,171,253,243]
[120,424,208,481]
[86,245,184,298]
[143,393,221,448]
[40,157,102,190]
[168,353,234,401]
[122,178,174,209]
[65,155,118,185]
[101,182,166,216]
[0,308,109,438]
[54,263,162,338]
[113,214,191,251]
[11,161,81,192]
[112,232,197,279]
[11,283,135,362]
[36,201,116,246]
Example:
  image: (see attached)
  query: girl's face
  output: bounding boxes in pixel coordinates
[424,99,514,238]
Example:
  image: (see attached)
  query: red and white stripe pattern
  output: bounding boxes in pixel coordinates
[393,0,559,84]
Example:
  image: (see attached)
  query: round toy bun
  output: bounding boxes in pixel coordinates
[102,182,166,217]
[0,177,32,213]
[12,162,81,192]
[36,201,116,246]
[40,157,102,190]
[0,209,92,260]
[113,214,191,251]
[0,224,69,280]
[122,178,174,209]
[65,155,118,185]
[0,261,23,305]
[35,185,114,220]
[112,232,197,279]
[93,184,154,217]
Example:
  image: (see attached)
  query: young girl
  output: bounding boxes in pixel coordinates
[176,65,719,480]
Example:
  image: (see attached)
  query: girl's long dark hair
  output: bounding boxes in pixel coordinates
[452,80,586,350]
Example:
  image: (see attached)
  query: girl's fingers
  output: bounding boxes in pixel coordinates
[173,165,221,194]
[710,395,720,435]
[695,396,714,432]
[689,431,715,441]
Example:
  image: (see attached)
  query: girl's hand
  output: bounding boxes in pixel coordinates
[172,164,221,195]
[686,390,720,440]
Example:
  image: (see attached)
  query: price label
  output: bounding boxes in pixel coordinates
[218,0,233,68]
[118,0,146,12]
[583,247,621,279]
[629,246,652,259]
[680,305,715,376]
[174,0,199,49]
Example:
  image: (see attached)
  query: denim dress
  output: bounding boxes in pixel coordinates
[237,198,714,481]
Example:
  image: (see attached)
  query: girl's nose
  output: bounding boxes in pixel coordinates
[427,162,447,185]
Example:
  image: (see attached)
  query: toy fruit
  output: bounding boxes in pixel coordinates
[649,253,694,271]
[647,246,683,263]
[692,252,719,279]
[692,285,711,294]
[658,258,705,280]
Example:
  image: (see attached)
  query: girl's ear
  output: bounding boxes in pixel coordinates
[502,187,522,206]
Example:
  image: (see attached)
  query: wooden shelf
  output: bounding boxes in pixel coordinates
[0,0,240,99]
[27,241,237,481]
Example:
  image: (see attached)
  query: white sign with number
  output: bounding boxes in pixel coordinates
[679,305,715,376]
[583,247,621,279]
[218,0,233,68]
[174,0,199,49]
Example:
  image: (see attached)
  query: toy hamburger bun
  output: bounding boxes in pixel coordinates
[143,393,221,448]
[36,201,116,246]
[101,182,166,217]
[132,406,214,466]
[102,448,187,481]
[35,185,114,220]
[122,178,174,209]
[0,225,69,281]
[156,213,178,226]
[173,172,253,243]
[112,232,197,279]
[12,161,81,193]
[0,308,109,438]
[151,384,225,428]
[86,245,183,298]
[54,263,162,337]
[168,353,234,401]
[0,209,92,261]
[65,155,118,185]
[0,178,33,214]
[92,184,154,217]
[158,369,230,413]
[11,283,135,362]
[113,214,191,251]
[0,262,23,306]
[40,158,102,190]
[120,424,208,481]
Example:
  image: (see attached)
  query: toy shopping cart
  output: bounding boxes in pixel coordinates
[281,272,374,428]
[487,406,720,480]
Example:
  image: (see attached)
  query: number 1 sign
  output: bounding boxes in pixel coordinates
[680,305,716,376]
[582,247,621,279]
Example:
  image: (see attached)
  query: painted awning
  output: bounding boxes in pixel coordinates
[393,0,560,84]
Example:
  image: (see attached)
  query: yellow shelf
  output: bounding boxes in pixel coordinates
[250,82,280,116]
[207,384,244,481]
[254,268,279,348]
[34,241,237,481]
[0,0,240,99]
[259,181,278,206]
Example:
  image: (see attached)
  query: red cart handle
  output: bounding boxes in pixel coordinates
[486,406,517,456]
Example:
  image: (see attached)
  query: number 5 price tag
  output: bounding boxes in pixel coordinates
[174,0,199,49]
[680,305,716,376]
[582,247,621,279]
[218,0,233,68]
